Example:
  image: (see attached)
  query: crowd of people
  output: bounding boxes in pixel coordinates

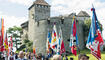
[0,50,89,60]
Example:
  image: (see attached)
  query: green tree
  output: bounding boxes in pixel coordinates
[83,19,103,37]
[17,39,33,52]
[7,26,22,50]
[83,19,103,46]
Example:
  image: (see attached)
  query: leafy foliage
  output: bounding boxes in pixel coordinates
[83,19,103,46]
[7,26,22,49]
[17,39,33,52]
[83,19,103,37]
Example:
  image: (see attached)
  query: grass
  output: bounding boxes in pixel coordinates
[65,49,105,60]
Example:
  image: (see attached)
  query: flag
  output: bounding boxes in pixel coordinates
[4,33,8,50]
[46,29,51,53]
[10,36,13,51]
[86,7,104,60]
[51,23,58,52]
[57,27,65,55]
[8,42,11,56]
[0,18,4,52]
[69,16,78,56]
[0,19,2,52]
[33,47,36,54]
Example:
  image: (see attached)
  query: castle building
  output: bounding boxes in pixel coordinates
[21,0,90,54]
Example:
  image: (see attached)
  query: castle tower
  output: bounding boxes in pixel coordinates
[28,0,50,54]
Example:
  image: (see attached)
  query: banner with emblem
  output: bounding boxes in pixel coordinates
[51,23,58,52]
[46,29,51,53]
[69,16,78,56]
[86,7,104,60]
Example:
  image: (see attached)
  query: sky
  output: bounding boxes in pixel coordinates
[0,0,105,39]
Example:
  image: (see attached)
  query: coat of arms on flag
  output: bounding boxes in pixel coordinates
[51,23,58,52]
[86,7,104,60]
[46,29,52,53]
[57,27,65,55]
[69,16,78,56]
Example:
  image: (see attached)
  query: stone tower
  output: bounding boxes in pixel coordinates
[28,0,50,54]
[26,0,89,55]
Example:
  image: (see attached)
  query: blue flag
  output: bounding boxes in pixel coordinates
[69,16,78,56]
[86,7,104,60]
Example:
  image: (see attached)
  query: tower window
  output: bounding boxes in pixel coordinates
[46,6,48,8]
[32,14,34,19]
[37,21,39,27]
[42,5,43,8]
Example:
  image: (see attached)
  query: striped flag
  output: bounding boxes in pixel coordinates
[46,29,51,53]
[86,7,104,60]
[10,36,13,51]
[33,47,36,54]
[57,27,65,55]
[0,19,2,52]
[4,32,8,51]
[69,16,78,56]
[51,23,58,52]
[0,18,5,52]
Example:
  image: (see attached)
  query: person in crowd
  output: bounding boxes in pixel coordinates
[1,52,5,60]
[52,54,62,60]
[8,52,15,60]
[78,54,89,60]
[64,54,68,60]
[41,54,45,60]
[70,57,74,60]
[16,51,26,60]
[44,56,49,60]
[28,52,31,60]
[46,48,53,59]
[15,53,18,59]
[36,53,42,60]
[24,53,29,60]
[85,56,89,60]
[30,53,33,60]
[60,54,63,60]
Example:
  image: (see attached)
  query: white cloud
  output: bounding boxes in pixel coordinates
[50,0,105,39]
[6,0,33,6]
[0,0,105,39]
[0,11,27,30]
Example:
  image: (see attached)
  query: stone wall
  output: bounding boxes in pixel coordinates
[21,27,28,42]
[28,6,35,41]
[31,16,85,54]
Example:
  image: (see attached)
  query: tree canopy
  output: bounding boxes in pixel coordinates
[7,26,22,50]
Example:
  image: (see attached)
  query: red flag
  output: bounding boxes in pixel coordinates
[71,45,77,56]
[10,36,13,50]
[33,47,36,54]
[58,27,65,54]
[0,18,4,52]
[69,16,78,56]
[60,40,65,54]
[4,33,8,51]
[86,7,104,60]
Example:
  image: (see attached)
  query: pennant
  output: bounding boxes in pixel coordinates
[86,7,104,60]
[69,16,78,56]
